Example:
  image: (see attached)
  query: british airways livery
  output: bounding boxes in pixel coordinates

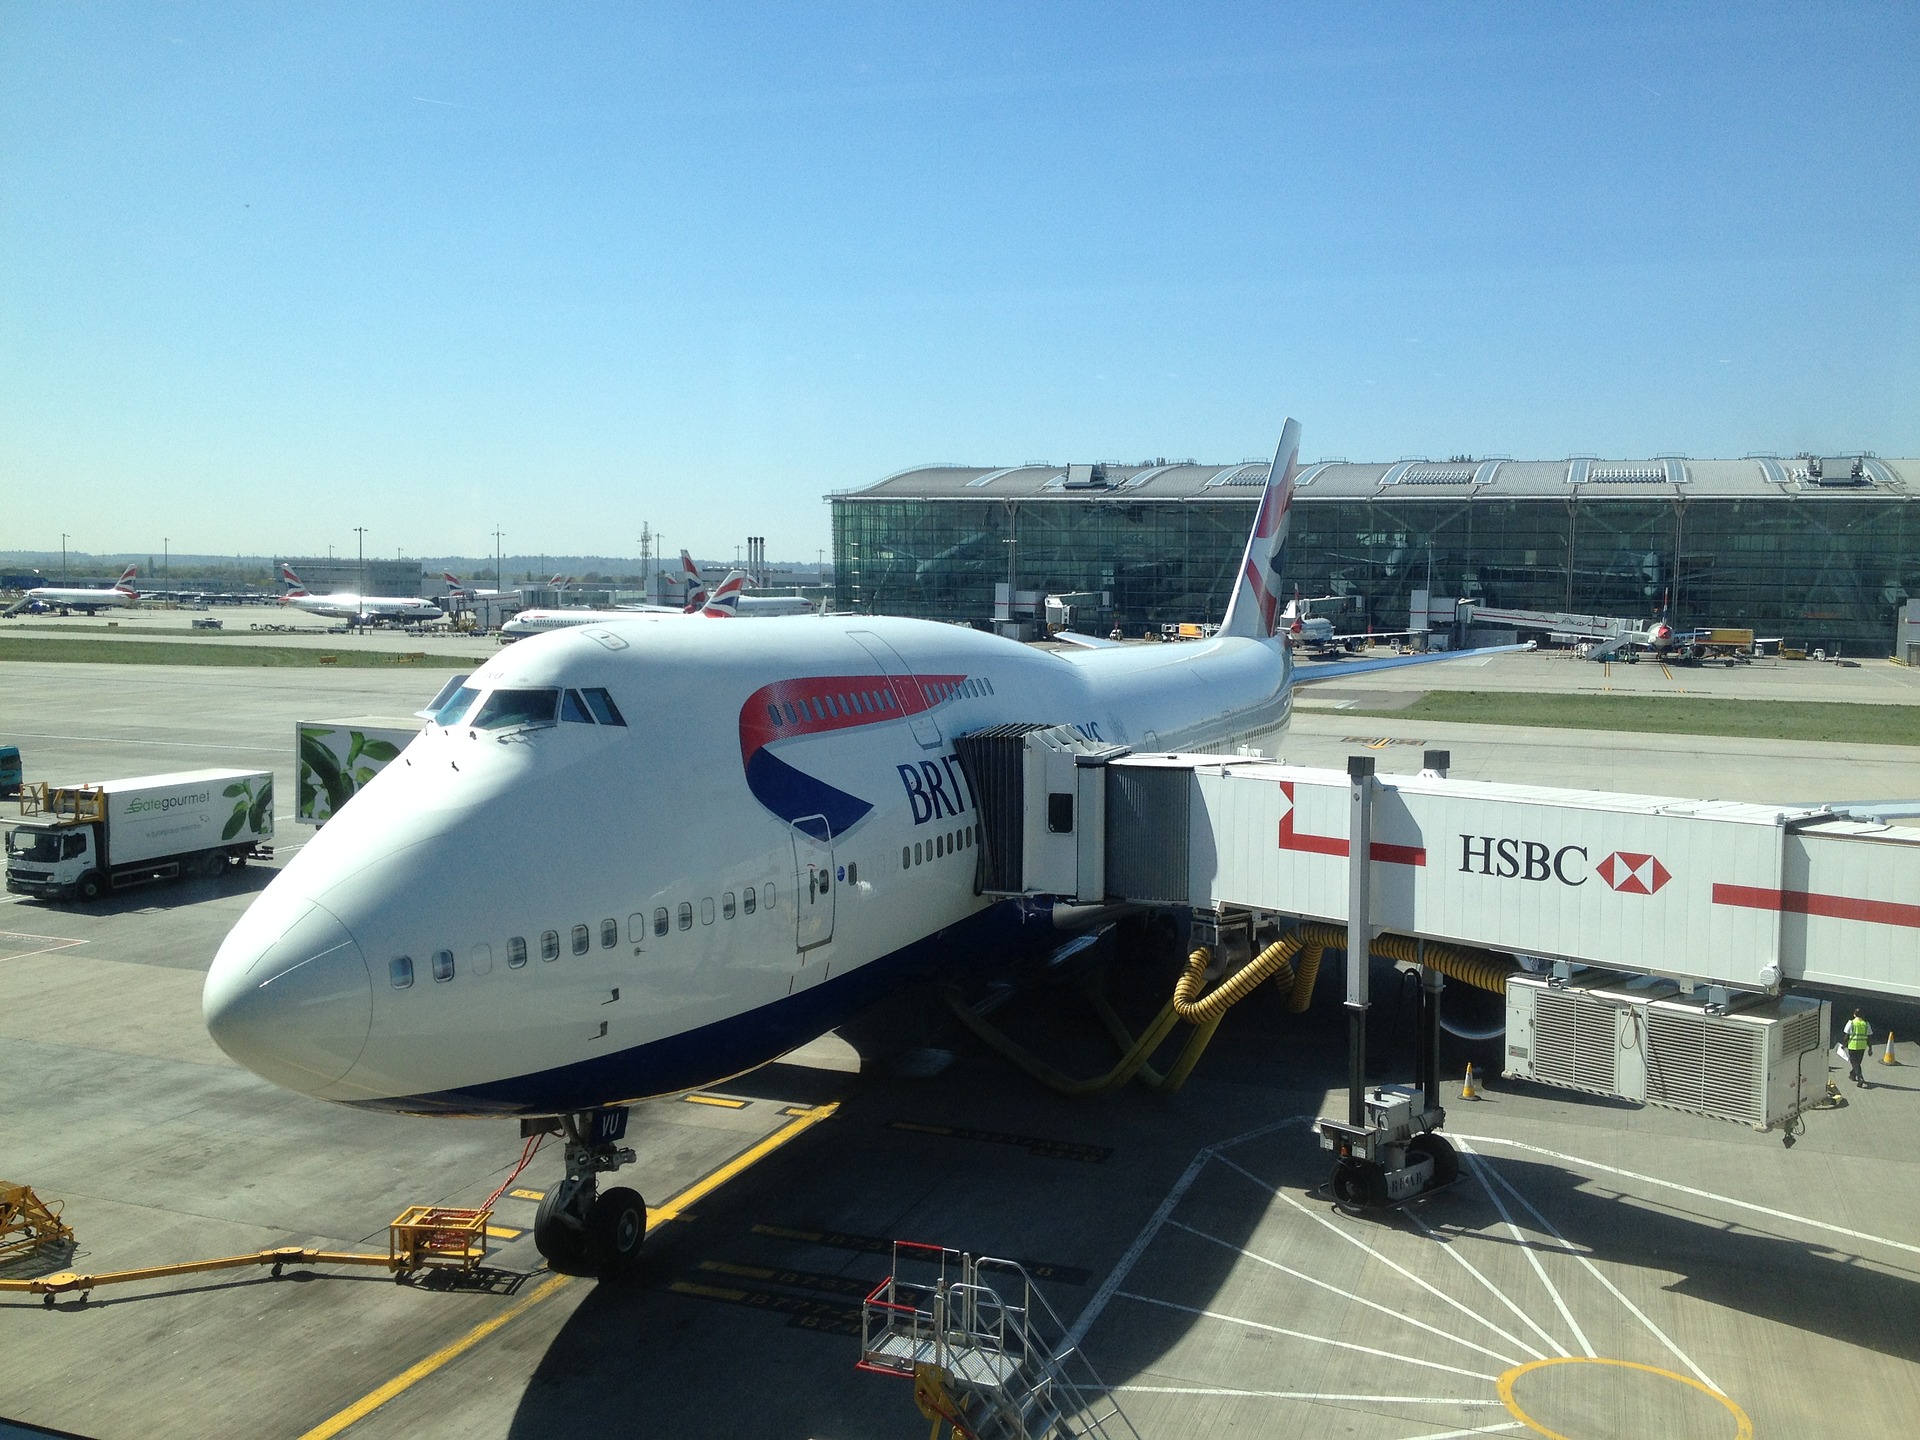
[203,419,1507,1276]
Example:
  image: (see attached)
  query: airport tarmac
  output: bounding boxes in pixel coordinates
[3,657,1919,1439]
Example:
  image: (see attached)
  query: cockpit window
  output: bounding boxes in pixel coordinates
[471,688,558,730]
[581,688,625,726]
[561,689,595,724]
[424,674,473,724]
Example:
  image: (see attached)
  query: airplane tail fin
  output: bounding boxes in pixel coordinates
[681,551,708,612]
[701,570,748,618]
[443,572,464,590]
[1217,418,1301,640]
[279,565,308,599]
[114,565,138,596]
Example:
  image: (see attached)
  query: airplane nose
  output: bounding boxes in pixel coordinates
[204,894,373,1093]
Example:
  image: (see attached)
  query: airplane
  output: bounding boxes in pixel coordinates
[278,566,445,625]
[496,571,752,641]
[203,418,1524,1279]
[1279,588,1421,658]
[9,566,140,616]
[670,551,815,617]
[442,572,568,601]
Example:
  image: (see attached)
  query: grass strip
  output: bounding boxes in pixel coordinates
[1338,690,1920,747]
[0,637,486,668]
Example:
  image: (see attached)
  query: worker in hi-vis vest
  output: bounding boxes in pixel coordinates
[1845,1009,1873,1085]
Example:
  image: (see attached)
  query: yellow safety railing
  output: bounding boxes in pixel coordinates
[17,783,105,824]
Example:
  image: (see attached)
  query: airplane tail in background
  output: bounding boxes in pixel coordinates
[701,571,748,618]
[113,565,139,596]
[279,565,308,600]
[1217,418,1300,640]
[443,572,466,592]
[681,550,708,612]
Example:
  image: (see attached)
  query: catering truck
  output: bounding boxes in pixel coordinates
[4,769,273,901]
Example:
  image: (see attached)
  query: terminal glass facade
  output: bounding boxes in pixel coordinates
[832,495,1920,654]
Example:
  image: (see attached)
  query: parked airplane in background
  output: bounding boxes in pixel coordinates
[442,573,567,601]
[205,418,1519,1278]
[1280,588,1418,658]
[497,572,752,640]
[9,566,140,615]
[675,551,816,617]
[278,567,444,625]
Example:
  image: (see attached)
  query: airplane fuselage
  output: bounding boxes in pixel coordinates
[205,615,1291,1117]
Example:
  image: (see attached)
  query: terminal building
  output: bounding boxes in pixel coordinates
[830,453,1919,654]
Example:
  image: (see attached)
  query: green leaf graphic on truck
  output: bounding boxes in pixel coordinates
[298,726,407,824]
[220,776,275,841]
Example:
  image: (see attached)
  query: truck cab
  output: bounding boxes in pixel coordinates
[4,822,97,898]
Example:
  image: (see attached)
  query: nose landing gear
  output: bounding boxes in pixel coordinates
[530,1108,647,1278]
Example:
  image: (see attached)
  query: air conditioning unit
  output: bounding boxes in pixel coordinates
[1504,975,1828,1132]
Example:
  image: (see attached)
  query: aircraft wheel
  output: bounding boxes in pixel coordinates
[1408,1133,1460,1188]
[76,871,104,902]
[534,1189,596,1276]
[586,1186,648,1278]
[1331,1160,1387,1209]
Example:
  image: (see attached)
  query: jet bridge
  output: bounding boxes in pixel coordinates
[958,727,1920,1199]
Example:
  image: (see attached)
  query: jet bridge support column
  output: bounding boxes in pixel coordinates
[1344,756,1374,1128]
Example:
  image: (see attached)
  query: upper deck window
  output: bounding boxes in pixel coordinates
[472,689,558,730]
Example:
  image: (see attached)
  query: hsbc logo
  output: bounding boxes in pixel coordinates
[1596,851,1671,895]
[1458,835,1671,895]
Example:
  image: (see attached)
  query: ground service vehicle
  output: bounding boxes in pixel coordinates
[5,769,273,901]
[0,746,19,797]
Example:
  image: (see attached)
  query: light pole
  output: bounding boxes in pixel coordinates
[163,537,169,585]
[353,526,367,620]
[61,533,69,579]
[492,528,504,594]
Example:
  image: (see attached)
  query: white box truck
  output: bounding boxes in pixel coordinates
[4,769,274,901]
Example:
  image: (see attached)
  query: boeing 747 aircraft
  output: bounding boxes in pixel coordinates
[205,419,1514,1277]
[279,566,445,625]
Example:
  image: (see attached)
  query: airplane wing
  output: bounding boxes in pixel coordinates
[1290,642,1533,687]
[1051,631,1123,650]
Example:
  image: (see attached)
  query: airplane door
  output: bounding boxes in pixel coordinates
[791,817,835,953]
[850,631,942,750]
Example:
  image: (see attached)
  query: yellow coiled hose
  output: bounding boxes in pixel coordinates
[948,923,1516,1096]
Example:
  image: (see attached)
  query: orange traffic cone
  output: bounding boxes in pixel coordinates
[1461,1063,1482,1100]
[1881,1031,1900,1066]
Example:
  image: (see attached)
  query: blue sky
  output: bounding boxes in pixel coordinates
[3,3,1915,560]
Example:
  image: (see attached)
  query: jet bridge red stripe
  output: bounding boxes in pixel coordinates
[1712,883,1920,930]
[1277,789,1426,866]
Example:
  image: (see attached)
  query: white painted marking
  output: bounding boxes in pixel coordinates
[1115,1387,1502,1405]
[1403,1203,1565,1359]
[1217,1155,1547,1361]
[1452,1133,1920,1262]
[0,932,86,964]
[1116,1291,1499,1382]
[1063,1114,1310,1350]
[1386,1424,1522,1440]
[1166,1219,1520,1367]
[1462,1147,1592,1358]
[1478,1154,1718,1391]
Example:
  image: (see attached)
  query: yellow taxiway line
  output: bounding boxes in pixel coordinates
[296,1100,839,1440]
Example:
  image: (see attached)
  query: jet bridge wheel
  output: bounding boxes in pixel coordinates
[1407,1133,1460,1188]
[1331,1159,1389,1210]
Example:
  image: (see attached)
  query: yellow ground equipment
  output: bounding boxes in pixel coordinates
[949,921,1515,1097]
[0,1181,75,1262]
[0,1198,494,1306]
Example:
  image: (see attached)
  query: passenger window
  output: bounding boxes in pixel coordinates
[561,689,595,724]
[507,936,528,969]
[601,918,618,948]
[914,842,923,865]
[723,892,736,920]
[767,704,783,726]
[470,943,493,975]
[582,688,626,726]
[628,913,645,944]
[847,862,858,885]
[783,702,798,724]
[572,924,590,955]
[654,907,669,937]
[678,902,692,930]
[701,897,714,925]
[390,956,414,989]
[763,882,774,909]
[743,887,756,914]
[541,930,560,961]
[432,950,455,983]
[902,846,910,870]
